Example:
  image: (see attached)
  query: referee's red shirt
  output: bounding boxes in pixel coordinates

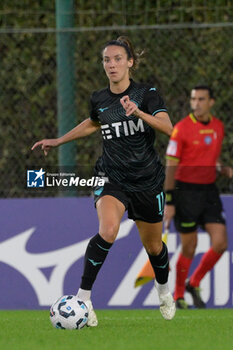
[166,113,224,184]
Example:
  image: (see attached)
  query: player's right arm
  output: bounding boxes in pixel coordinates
[31,118,100,156]
[163,125,182,228]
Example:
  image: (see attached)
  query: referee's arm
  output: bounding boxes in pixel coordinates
[216,158,233,178]
[164,157,179,229]
[165,157,179,191]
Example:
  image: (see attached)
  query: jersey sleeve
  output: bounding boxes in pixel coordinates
[219,120,225,142]
[166,124,183,160]
[142,87,168,116]
[89,92,100,123]
[215,119,225,158]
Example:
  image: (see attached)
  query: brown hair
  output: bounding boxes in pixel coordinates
[103,36,142,72]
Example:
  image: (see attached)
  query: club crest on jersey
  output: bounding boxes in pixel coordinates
[204,135,212,145]
[101,119,145,139]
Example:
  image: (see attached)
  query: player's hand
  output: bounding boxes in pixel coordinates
[120,95,141,117]
[31,139,59,156]
[226,166,233,179]
[219,166,233,179]
[164,204,175,229]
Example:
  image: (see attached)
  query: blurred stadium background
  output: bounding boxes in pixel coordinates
[0,0,232,198]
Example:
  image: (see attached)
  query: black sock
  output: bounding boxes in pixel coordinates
[148,242,169,284]
[81,233,113,290]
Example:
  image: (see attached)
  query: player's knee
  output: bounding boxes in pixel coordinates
[214,240,228,254]
[182,241,197,258]
[145,242,163,256]
[99,223,119,243]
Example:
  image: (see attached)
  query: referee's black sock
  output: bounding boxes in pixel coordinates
[147,242,169,284]
[80,233,113,290]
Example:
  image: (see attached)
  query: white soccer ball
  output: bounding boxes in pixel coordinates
[50,295,89,330]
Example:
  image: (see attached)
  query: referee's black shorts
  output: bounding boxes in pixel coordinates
[93,181,164,223]
[174,181,226,233]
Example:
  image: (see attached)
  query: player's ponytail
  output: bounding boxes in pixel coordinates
[116,36,142,71]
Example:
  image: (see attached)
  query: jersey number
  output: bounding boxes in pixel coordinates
[156,192,164,216]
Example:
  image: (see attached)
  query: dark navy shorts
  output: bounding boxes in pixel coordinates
[93,181,165,223]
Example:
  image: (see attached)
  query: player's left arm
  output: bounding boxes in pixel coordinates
[120,95,173,136]
[135,110,173,136]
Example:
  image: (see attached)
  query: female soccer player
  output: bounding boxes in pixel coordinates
[32,36,176,324]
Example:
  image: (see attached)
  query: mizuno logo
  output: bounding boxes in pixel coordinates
[155,261,169,269]
[0,219,134,307]
[99,107,109,112]
[88,258,103,266]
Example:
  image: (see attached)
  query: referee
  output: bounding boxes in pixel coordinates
[32,36,176,323]
[164,85,233,309]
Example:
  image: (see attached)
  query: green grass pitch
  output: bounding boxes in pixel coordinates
[0,309,232,350]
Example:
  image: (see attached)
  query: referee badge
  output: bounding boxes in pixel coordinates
[204,136,212,145]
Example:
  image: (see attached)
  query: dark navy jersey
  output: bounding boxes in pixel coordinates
[89,80,167,191]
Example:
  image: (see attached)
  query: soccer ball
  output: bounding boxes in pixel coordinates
[50,295,89,330]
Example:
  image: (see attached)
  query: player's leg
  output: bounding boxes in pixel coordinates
[136,220,175,320]
[136,220,167,283]
[77,194,125,326]
[189,223,227,288]
[173,182,203,308]
[187,186,227,308]
[174,231,197,309]
[128,189,175,319]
